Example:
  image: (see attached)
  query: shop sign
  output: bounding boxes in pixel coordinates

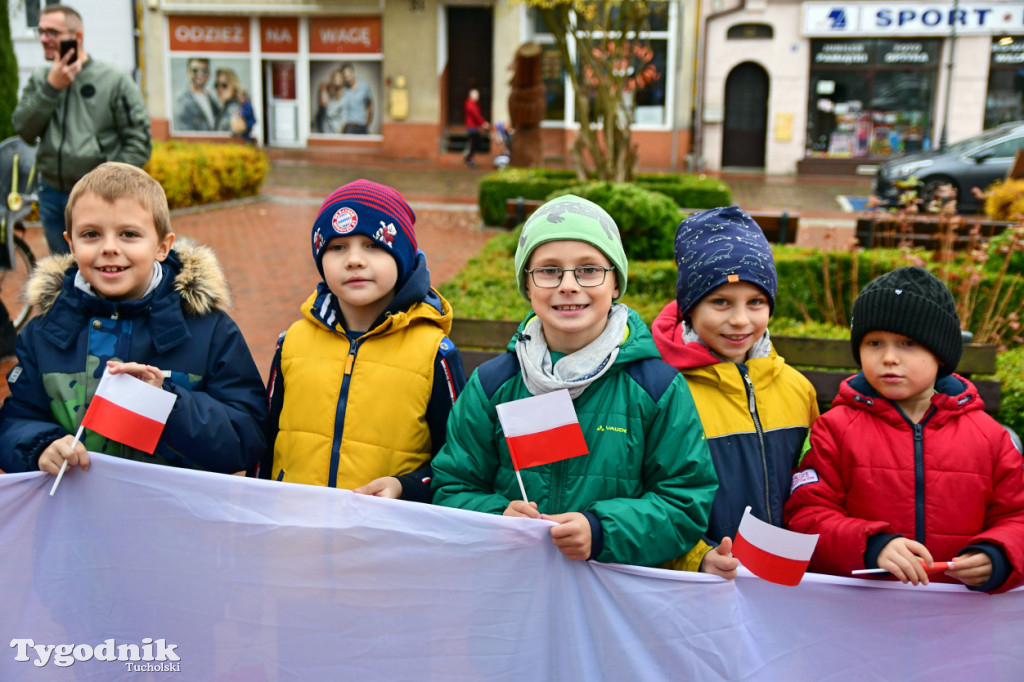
[309,17,381,54]
[261,17,299,54]
[804,2,1024,36]
[992,37,1024,63]
[168,16,250,53]
[811,38,938,65]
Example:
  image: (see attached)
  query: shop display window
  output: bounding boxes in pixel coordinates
[985,36,1024,129]
[806,39,937,159]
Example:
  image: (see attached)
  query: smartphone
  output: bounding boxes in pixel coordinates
[59,38,76,64]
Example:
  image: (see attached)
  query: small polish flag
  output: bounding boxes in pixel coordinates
[495,389,588,503]
[732,506,818,586]
[82,368,177,454]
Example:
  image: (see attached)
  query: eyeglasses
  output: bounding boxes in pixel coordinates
[215,82,230,89]
[34,27,71,39]
[189,66,209,75]
[525,265,615,288]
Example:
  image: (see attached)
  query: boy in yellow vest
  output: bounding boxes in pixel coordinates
[252,179,466,501]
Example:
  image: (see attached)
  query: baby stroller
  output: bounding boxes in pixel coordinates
[491,122,513,170]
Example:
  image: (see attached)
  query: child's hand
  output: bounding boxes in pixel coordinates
[877,538,935,585]
[542,512,592,561]
[106,361,165,388]
[503,500,540,518]
[700,536,738,579]
[947,551,993,588]
[37,435,89,476]
[352,477,402,499]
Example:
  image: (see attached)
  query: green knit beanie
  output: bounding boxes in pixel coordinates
[513,194,628,300]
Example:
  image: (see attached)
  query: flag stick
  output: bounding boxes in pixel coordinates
[514,469,530,506]
[49,425,84,497]
[852,561,953,576]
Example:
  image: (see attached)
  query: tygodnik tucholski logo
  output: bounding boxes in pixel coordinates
[11,638,181,671]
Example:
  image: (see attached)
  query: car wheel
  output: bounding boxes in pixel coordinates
[921,176,959,210]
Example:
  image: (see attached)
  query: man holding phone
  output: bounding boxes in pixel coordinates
[12,4,151,255]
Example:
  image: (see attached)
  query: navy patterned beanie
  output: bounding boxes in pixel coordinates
[674,206,777,317]
[311,179,417,285]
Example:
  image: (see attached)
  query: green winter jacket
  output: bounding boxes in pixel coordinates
[432,307,717,567]
[12,58,151,191]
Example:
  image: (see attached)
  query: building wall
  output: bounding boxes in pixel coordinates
[10,1,137,91]
[702,2,809,174]
[699,0,1024,174]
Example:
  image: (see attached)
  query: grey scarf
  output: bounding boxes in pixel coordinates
[515,304,630,398]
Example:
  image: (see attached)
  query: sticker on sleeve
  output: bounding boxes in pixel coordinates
[790,468,819,494]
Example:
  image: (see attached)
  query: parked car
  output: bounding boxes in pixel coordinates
[873,120,1024,213]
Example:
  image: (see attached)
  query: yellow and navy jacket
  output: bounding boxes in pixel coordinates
[652,302,819,545]
[257,253,465,502]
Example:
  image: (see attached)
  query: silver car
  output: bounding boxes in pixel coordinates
[873,121,1024,213]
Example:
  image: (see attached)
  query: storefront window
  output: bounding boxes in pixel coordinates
[528,3,671,127]
[986,36,1024,129]
[806,39,937,159]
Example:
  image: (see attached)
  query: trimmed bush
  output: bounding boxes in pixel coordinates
[145,141,270,209]
[544,182,681,261]
[441,234,1024,348]
[477,167,733,226]
[634,172,731,210]
[996,346,1024,437]
[478,168,577,226]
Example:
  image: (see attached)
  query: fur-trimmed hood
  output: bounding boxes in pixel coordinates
[28,238,232,315]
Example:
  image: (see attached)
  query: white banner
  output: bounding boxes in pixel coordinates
[1,455,1022,680]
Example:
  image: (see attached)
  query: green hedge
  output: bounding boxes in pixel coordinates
[996,347,1024,436]
[478,167,732,227]
[545,182,681,261]
[440,235,1024,341]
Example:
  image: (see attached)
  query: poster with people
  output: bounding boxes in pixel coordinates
[310,61,381,135]
[171,57,252,134]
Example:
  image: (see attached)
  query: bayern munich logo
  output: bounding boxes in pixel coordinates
[331,207,358,234]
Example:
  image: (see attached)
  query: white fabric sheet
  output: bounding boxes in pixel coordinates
[1,454,1022,680]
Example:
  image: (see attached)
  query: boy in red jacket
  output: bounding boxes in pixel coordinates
[785,267,1024,593]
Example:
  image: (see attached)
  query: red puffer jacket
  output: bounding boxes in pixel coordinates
[784,372,1024,593]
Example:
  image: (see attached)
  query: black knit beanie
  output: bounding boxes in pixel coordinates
[850,266,962,377]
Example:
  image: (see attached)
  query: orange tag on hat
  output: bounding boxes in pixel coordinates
[727,274,740,283]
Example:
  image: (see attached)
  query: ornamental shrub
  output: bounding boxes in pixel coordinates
[145,141,269,209]
[544,182,680,261]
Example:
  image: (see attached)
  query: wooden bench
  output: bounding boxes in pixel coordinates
[450,318,1002,415]
[855,216,1014,250]
[503,197,800,244]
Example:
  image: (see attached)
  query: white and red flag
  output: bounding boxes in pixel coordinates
[82,368,177,454]
[495,389,588,503]
[732,506,818,586]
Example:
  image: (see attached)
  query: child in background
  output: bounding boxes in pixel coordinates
[0,162,266,474]
[785,267,1024,592]
[432,194,717,566]
[652,206,819,576]
[255,179,465,502]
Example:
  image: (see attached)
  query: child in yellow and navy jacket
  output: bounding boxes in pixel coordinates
[652,206,819,575]
[252,180,466,502]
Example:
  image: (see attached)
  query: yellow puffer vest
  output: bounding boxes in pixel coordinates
[271,291,451,489]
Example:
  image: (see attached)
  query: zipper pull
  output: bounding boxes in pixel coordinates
[743,372,756,414]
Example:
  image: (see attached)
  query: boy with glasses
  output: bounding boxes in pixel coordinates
[432,194,717,567]
[13,4,151,256]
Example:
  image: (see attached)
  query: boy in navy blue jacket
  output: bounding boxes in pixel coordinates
[0,162,266,475]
